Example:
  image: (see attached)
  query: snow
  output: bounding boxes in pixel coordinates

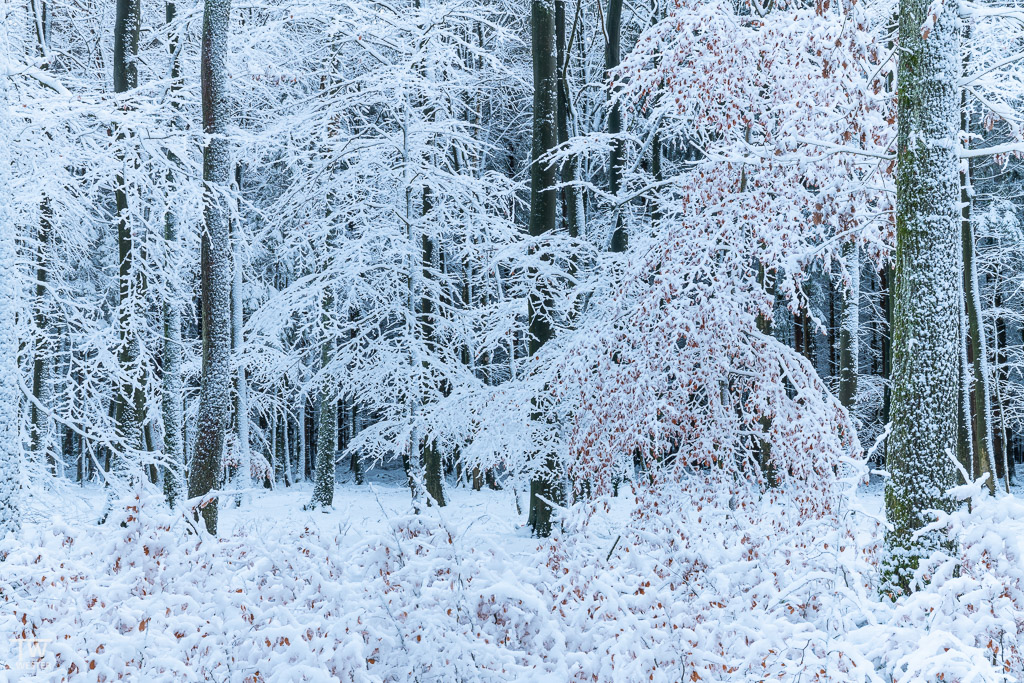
[3,469,1022,682]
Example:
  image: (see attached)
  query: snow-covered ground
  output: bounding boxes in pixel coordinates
[3,470,1023,682]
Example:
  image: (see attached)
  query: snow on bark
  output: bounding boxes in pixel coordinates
[0,66,22,542]
[883,0,962,594]
[187,0,233,535]
[162,210,185,507]
[231,220,252,495]
[838,242,859,411]
[310,284,336,509]
[527,0,562,538]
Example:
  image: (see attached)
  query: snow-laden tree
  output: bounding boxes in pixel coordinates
[238,0,528,509]
[522,0,892,507]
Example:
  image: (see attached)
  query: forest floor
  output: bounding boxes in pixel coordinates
[3,468,1021,682]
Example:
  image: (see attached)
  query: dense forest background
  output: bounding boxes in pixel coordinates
[4,0,1024,677]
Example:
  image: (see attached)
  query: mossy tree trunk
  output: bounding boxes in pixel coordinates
[882,0,962,595]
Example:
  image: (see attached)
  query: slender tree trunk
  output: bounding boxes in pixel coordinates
[0,73,23,540]
[880,265,892,426]
[350,398,362,484]
[883,0,961,594]
[420,207,445,506]
[311,385,336,507]
[112,0,146,480]
[605,0,626,252]
[282,411,292,487]
[527,0,563,537]
[30,11,54,476]
[297,394,307,482]
[188,0,233,535]
[31,203,53,473]
[993,295,1010,489]
[310,291,336,508]
[556,0,582,239]
[838,243,859,410]
[231,166,252,497]
[960,97,997,493]
[162,0,185,506]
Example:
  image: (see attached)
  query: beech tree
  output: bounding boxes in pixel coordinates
[188,0,233,535]
[882,0,962,593]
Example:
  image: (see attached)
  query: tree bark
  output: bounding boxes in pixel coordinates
[162,0,185,507]
[0,74,23,540]
[527,0,563,537]
[231,165,252,497]
[838,243,859,411]
[310,291,336,508]
[883,0,962,594]
[959,85,997,494]
[187,0,233,535]
[605,0,626,252]
[112,0,147,479]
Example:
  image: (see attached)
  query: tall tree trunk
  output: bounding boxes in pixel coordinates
[420,204,445,506]
[30,3,54,476]
[311,371,336,507]
[112,0,146,479]
[31,201,53,474]
[527,0,562,537]
[960,89,997,494]
[0,73,23,540]
[282,410,292,487]
[297,394,307,482]
[350,397,363,484]
[993,293,1010,489]
[310,288,336,508]
[162,0,185,507]
[605,0,626,252]
[188,0,233,535]
[883,0,961,594]
[880,265,892,426]
[838,243,859,410]
[231,166,252,497]
[556,0,583,239]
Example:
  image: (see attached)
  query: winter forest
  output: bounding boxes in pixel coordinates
[4,0,1024,676]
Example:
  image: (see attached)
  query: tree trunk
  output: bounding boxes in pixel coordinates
[350,399,362,484]
[605,0,626,252]
[838,242,859,410]
[962,172,996,493]
[527,0,563,537]
[883,0,961,594]
[310,296,336,508]
[297,395,307,482]
[188,0,233,535]
[112,0,146,479]
[960,88,997,494]
[282,411,292,487]
[31,202,53,474]
[556,0,582,239]
[231,166,252,497]
[880,265,892,426]
[0,75,23,540]
[162,0,185,506]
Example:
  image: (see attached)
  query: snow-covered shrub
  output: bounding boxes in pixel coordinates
[538,475,884,682]
[852,478,1024,682]
[0,491,560,681]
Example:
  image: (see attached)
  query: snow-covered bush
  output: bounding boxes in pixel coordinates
[853,478,1024,682]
